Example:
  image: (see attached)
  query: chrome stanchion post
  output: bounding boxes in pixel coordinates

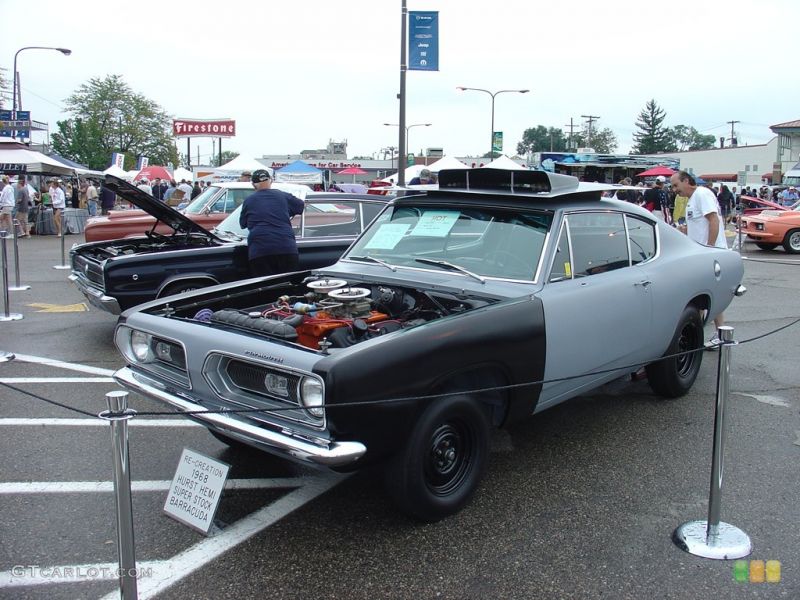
[99,391,139,599]
[0,231,23,322]
[53,214,70,270]
[673,326,751,559]
[9,220,30,291]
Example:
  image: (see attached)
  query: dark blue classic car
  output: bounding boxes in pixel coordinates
[113,169,745,521]
[69,175,391,314]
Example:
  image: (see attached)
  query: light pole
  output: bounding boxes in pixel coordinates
[456,87,529,160]
[11,46,71,139]
[384,123,432,163]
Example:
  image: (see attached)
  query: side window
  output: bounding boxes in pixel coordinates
[228,190,251,210]
[548,223,572,282]
[209,191,228,213]
[626,215,656,264]
[302,202,360,237]
[568,212,629,277]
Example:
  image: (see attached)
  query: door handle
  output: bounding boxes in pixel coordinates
[634,280,651,288]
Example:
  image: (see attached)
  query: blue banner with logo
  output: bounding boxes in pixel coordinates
[409,11,439,71]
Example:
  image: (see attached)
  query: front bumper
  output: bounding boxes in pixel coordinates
[68,274,121,315]
[113,366,367,467]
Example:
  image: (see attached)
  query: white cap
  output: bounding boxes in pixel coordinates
[655,175,666,183]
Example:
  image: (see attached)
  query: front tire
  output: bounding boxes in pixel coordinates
[385,395,489,522]
[755,242,778,251]
[646,305,704,398]
[782,229,800,254]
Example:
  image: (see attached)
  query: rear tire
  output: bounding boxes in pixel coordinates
[385,395,489,522]
[755,242,778,251]
[646,305,704,398]
[782,229,800,254]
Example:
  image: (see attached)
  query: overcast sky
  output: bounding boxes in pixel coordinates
[3,0,798,164]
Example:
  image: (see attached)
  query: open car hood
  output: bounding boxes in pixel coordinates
[103,175,217,238]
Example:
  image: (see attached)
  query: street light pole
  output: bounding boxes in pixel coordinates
[456,87,529,160]
[384,122,432,163]
[11,46,72,140]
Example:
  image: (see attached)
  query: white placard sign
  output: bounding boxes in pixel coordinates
[164,448,230,535]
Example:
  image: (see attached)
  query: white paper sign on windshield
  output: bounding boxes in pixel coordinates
[363,223,410,250]
[411,211,459,237]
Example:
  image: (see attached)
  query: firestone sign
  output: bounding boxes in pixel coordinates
[173,119,236,138]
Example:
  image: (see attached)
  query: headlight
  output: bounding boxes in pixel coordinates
[130,330,155,363]
[300,377,324,418]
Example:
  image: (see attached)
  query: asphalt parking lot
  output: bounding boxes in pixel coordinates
[0,232,798,599]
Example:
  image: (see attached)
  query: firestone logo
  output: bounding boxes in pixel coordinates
[173,119,236,137]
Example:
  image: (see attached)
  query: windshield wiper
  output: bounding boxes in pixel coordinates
[212,228,243,241]
[348,255,397,272]
[413,258,485,284]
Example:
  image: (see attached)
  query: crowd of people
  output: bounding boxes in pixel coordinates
[132,177,210,204]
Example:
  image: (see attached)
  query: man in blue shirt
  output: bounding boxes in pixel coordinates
[239,169,305,276]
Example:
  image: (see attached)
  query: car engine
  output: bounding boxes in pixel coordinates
[196,277,494,351]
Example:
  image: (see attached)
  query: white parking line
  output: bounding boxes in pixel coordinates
[0,474,347,595]
[10,354,117,377]
[0,377,115,383]
[0,418,200,427]
[0,478,309,494]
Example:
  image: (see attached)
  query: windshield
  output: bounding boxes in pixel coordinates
[345,204,553,281]
[182,186,221,214]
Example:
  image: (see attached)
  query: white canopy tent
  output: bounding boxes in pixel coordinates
[173,167,193,182]
[0,143,74,176]
[482,155,527,170]
[214,155,270,177]
[426,156,468,172]
[103,165,131,179]
[381,164,427,184]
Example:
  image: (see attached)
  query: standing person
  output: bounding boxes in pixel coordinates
[79,179,88,209]
[151,177,163,200]
[238,171,252,182]
[239,169,304,276]
[643,176,671,223]
[137,178,153,195]
[779,186,799,206]
[99,180,116,215]
[163,179,177,203]
[51,179,67,235]
[176,179,193,202]
[191,181,202,199]
[717,185,734,224]
[85,179,99,217]
[670,170,728,343]
[15,177,32,237]
[0,176,14,234]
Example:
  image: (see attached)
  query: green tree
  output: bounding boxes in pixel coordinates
[632,99,673,154]
[210,150,240,167]
[667,124,716,151]
[517,126,567,155]
[52,74,178,170]
[574,127,618,154]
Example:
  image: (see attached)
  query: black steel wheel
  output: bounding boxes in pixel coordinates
[385,395,489,522]
[646,305,704,398]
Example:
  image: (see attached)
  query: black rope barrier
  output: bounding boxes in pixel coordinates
[742,256,800,266]
[2,316,799,420]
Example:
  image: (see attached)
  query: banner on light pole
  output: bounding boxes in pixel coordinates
[409,11,439,71]
[492,132,503,153]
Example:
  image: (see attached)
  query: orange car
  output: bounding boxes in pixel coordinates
[740,206,800,253]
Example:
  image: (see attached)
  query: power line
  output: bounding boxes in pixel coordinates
[580,115,600,148]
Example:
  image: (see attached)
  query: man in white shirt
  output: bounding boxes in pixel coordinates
[86,180,99,216]
[177,179,193,202]
[0,176,15,234]
[670,170,728,342]
[50,179,67,236]
[136,178,153,196]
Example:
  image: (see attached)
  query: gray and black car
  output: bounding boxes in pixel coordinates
[113,169,745,521]
[69,175,391,314]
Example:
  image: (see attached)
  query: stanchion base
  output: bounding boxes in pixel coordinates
[52,265,71,270]
[8,285,31,291]
[0,351,15,362]
[0,313,23,322]
[673,520,752,560]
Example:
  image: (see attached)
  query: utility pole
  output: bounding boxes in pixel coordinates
[581,114,600,149]
[726,120,740,147]
[564,118,581,151]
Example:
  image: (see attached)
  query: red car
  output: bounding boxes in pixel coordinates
[740,205,800,253]
[83,182,311,242]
